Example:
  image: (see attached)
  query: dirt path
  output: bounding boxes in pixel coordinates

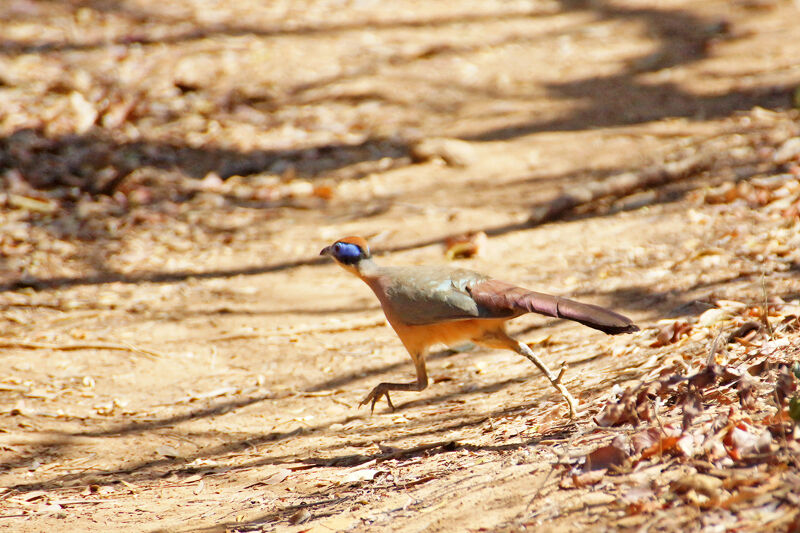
[1,1,800,531]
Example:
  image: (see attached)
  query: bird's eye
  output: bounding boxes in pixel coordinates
[333,242,361,262]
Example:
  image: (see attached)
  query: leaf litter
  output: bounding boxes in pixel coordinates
[1,2,800,532]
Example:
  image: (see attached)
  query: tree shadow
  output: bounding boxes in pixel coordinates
[169,423,577,533]
[1,376,576,495]
[467,0,792,140]
[1,0,792,193]
[0,128,409,191]
[0,2,561,55]
[0,0,792,294]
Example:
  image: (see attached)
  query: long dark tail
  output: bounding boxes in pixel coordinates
[469,280,639,335]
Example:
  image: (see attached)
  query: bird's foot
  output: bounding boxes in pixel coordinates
[547,362,577,419]
[551,364,566,385]
[359,384,395,413]
[556,384,578,419]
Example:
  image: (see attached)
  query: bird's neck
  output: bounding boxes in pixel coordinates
[337,257,380,280]
[353,257,380,278]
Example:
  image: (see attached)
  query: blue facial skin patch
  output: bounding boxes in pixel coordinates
[334,242,362,263]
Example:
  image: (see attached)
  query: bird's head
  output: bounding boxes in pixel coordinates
[320,236,372,273]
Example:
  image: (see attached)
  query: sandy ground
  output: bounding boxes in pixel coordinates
[1,0,800,531]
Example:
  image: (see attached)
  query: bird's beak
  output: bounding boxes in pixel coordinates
[320,245,332,256]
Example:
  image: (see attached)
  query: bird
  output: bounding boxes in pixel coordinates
[320,236,639,418]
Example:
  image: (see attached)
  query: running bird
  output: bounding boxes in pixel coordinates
[320,236,638,417]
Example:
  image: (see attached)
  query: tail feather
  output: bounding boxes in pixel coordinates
[469,279,639,335]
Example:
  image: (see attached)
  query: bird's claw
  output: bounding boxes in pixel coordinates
[359,385,395,413]
[552,364,567,385]
[548,362,576,419]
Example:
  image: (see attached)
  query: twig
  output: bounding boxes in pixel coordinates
[528,154,708,224]
[525,458,558,514]
[761,274,773,339]
[525,425,593,513]
[202,317,386,343]
[0,339,163,359]
[771,385,790,452]
[650,398,670,463]
[375,440,458,463]
[705,328,726,366]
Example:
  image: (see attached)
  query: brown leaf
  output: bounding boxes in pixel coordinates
[571,469,607,488]
[585,437,631,472]
[411,137,476,166]
[595,383,659,427]
[737,374,758,410]
[633,425,682,459]
[704,437,728,462]
[289,508,311,525]
[595,388,639,427]
[681,390,703,430]
[651,320,692,347]
[595,400,628,426]
[261,469,291,486]
[688,363,723,389]
[723,423,773,459]
[312,185,335,200]
[640,435,680,460]
[670,474,723,497]
[631,427,661,455]
[745,357,770,376]
[675,432,698,457]
[727,321,762,344]
[776,365,797,404]
[444,231,487,260]
[721,471,767,491]
[625,500,660,515]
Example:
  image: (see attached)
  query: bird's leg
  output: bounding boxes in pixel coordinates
[474,329,577,419]
[513,340,577,418]
[360,352,428,413]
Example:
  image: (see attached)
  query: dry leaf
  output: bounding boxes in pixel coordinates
[737,374,758,410]
[633,425,682,459]
[776,365,797,403]
[670,474,722,497]
[698,308,731,327]
[261,469,291,486]
[444,231,487,260]
[585,437,631,472]
[312,185,335,200]
[681,390,704,430]
[155,446,180,459]
[595,384,658,427]
[631,427,662,455]
[651,320,691,347]
[675,432,698,457]
[687,363,723,389]
[571,469,607,488]
[289,508,311,524]
[340,468,380,483]
[727,321,762,344]
[411,137,476,166]
[640,435,680,460]
[724,424,773,459]
[7,194,59,214]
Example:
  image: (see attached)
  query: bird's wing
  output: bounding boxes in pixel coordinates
[378,266,499,325]
[467,279,639,335]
